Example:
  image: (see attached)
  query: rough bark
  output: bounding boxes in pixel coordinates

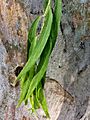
[0,0,90,120]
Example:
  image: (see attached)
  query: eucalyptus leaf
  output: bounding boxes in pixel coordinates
[17,16,41,107]
[25,40,52,100]
[17,5,53,79]
[17,0,62,118]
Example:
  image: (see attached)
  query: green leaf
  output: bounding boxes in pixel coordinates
[24,42,51,114]
[33,0,62,116]
[30,94,35,112]
[17,78,30,107]
[36,79,50,118]
[25,40,52,100]
[19,16,41,88]
[17,0,62,118]
[17,5,53,80]
[27,16,41,59]
[20,17,41,88]
[50,0,62,49]
[38,86,50,118]
[43,0,51,12]
[17,64,36,108]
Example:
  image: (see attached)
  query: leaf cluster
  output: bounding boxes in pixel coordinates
[17,0,62,117]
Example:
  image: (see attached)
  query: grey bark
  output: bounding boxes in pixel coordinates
[0,0,90,120]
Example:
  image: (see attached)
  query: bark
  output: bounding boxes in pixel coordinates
[0,0,90,120]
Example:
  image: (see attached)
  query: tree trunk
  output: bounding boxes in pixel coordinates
[0,0,90,120]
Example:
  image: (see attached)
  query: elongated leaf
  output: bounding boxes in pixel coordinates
[33,90,40,109]
[25,58,48,100]
[43,0,51,14]
[36,79,49,117]
[17,5,53,80]
[34,0,62,117]
[17,66,35,108]
[27,16,41,59]
[18,0,52,109]
[17,78,30,107]
[30,94,35,112]
[25,40,52,100]
[17,0,62,118]
[20,75,26,89]
[19,17,40,89]
[51,0,62,49]
[38,86,50,118]
[37,0,62,71]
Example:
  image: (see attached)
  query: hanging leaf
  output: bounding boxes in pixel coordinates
[17,0,62,118]
[17,3,53,79]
